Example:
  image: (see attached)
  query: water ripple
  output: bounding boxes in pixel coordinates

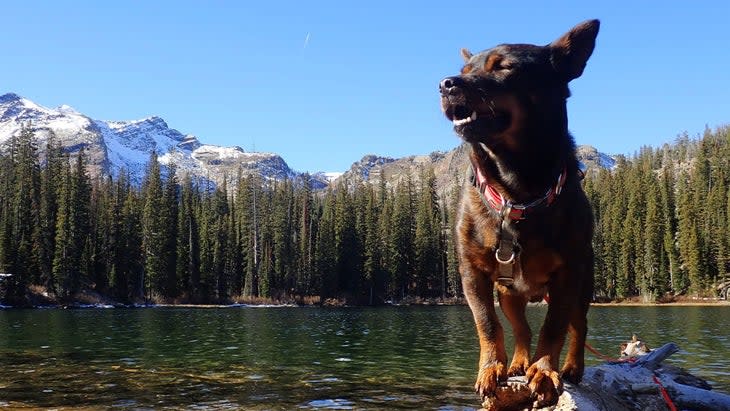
[0,306,728,409]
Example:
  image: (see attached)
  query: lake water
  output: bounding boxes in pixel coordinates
[0,306,729,409]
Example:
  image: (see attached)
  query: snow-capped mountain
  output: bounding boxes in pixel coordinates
[0,93,616,193]
[576,145,617,170]
[0,93,326,188]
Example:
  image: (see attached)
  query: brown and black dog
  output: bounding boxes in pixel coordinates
[439,20,599,407]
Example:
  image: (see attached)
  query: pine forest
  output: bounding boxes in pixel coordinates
[1,125,729,306]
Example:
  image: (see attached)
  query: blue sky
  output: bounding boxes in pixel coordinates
[3,1,728,173]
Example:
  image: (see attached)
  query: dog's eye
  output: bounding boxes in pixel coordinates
[485,55,512,72]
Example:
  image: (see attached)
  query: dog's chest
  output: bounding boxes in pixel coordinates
[493,247,560,298]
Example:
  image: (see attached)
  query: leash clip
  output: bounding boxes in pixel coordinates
[496,204,518,265]
[495,248,516,265]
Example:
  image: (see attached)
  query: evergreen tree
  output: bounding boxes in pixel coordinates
[122,187,144,301]
[642,173,664,300]
[444,171,462,297]
[211,179,230,300]
[239,174,261,298]
[659,163,681,294]
[38,133,64,291]
[176,174,201,300]
[414,166,443,297]
[315,188,337,300]
[162,162,179,298]
[0,148,15,291]
[271,179,294,296]
[333,182,361,298]
[108,172,131,301]
[377,181,394,300]
[295,173,316,296]
[361,183,381,304]
[388,176,415,299]
[53,149,90,299]
[8,125,42,299]
[141,151,167,300]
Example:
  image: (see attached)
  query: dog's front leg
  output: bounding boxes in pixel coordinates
[461,265,507,399]
[498,292,531,376]
[527,273,573,407]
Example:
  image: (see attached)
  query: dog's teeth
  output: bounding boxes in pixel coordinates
[453,111,477,126]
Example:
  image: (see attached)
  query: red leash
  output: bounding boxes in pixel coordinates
[584,341,635,363]
[541,294,678,410]
[653,375,678,411]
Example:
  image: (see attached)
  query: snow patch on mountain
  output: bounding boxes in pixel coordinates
[598,152,617,169]
[0,92,316,187]
[323,172,343,182]
[0,93,93,137]
[576,145,617,170]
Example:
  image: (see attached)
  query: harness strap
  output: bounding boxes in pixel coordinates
[494,206,519,286]
[469,160,568,287]
[472,162,568,221]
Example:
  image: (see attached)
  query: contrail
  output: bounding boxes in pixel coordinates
[303,32,311,49]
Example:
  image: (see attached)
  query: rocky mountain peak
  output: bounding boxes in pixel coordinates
[0,93,324,188]
[0,93,614,194]
[0,93,22,104]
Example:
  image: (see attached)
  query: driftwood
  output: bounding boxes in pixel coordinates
[481,343,730,410]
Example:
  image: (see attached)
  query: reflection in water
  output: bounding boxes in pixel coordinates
[0,306,728,409]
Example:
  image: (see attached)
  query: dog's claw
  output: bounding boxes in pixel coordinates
[474,362,507,399]
[507,360,529,377]
[560,362,584,384]
[526,362,563,407]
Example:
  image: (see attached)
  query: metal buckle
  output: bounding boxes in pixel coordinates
[495,248,515,264]
[497,276,515,287]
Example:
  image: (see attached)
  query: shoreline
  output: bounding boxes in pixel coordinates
[4,285,729,309]
[591,301,730,307]
[2,299,729,309]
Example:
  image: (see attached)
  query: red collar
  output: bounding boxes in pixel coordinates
[472,162,568,221]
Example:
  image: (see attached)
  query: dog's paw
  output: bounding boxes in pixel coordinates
[526,360,563,407]
[507,355,530,376]
[474,361,507,399]
[560,362,584,384]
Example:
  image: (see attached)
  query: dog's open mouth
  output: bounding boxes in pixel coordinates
[442,97,511,140]
[452,105,477,126]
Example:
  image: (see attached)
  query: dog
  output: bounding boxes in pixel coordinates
[621,335,652,358]
[439,20,599,407]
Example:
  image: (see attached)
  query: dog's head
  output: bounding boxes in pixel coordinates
[439,20,599,149]
[620,335,651,357]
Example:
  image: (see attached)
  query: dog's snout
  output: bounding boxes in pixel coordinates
[439,76,464,96]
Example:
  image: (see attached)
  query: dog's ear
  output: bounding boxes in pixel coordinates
[461,48,473,62]
[550,19,600,81]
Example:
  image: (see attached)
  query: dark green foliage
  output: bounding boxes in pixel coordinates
[413,167,444,298]
[52,148,91,299]
[141,151,167,300]
[0,124,41,302]
[176,174,201,300]
[1,125,729,305]
[588,125,730,300]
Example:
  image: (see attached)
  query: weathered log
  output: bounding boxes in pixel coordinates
[481,343,730,411]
